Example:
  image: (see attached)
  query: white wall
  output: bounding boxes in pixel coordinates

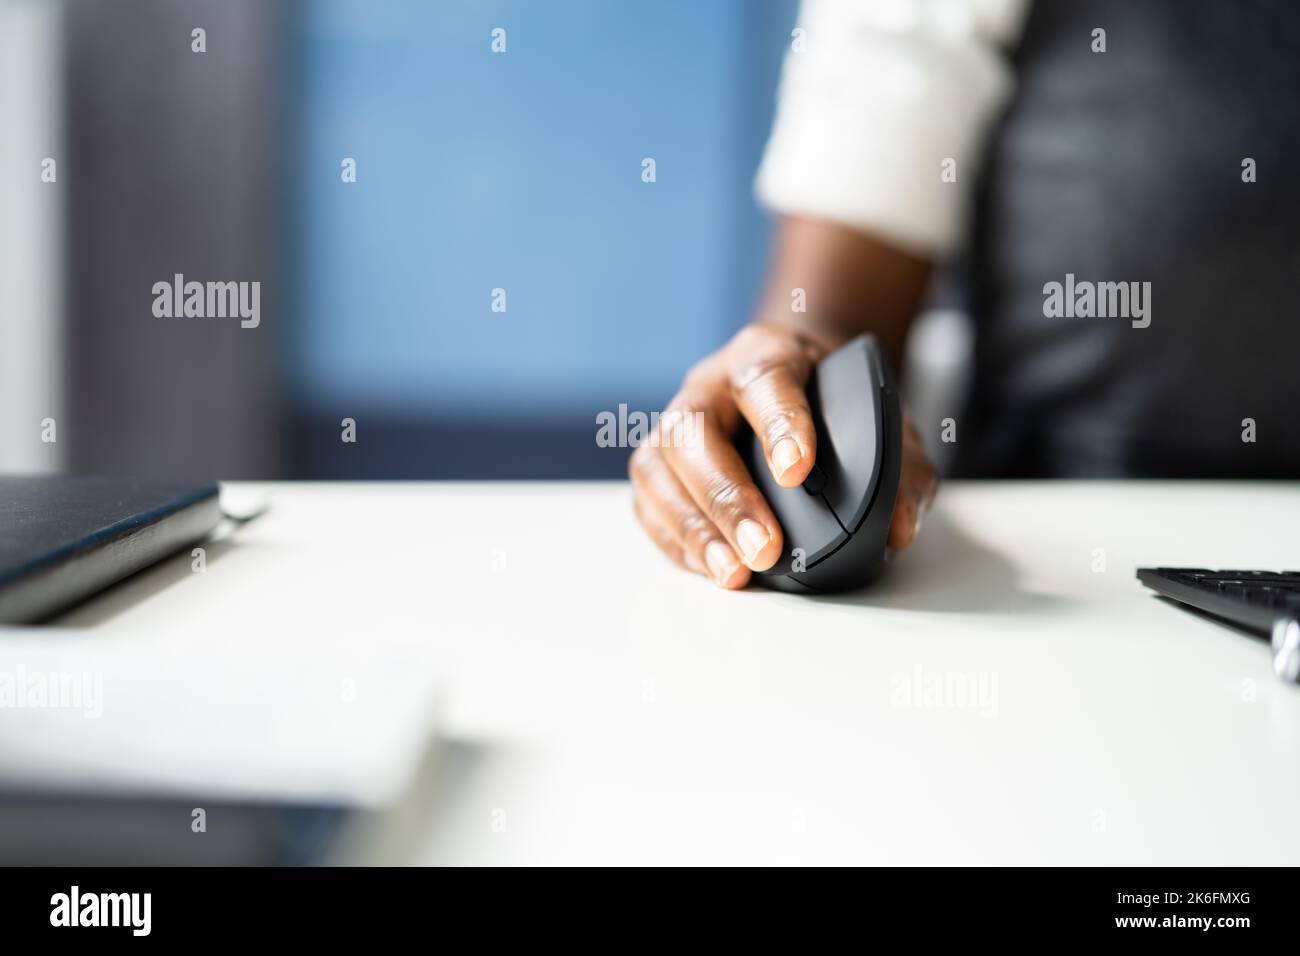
[0,0,64,472]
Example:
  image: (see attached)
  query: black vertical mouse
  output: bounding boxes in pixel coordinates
[734,334,902,593]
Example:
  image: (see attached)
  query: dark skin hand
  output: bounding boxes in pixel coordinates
[630,216,940,588]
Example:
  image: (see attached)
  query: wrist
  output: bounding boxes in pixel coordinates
[751,309,855,358]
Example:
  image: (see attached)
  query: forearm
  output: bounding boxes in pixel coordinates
[753,216,933,369]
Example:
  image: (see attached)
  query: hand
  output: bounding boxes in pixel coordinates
[630,323,938,589]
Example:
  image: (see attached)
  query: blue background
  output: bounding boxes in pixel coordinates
[290,0,796,474]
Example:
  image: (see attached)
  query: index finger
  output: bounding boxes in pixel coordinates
[727,327,819,488]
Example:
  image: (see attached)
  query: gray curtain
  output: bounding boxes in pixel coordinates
[64,0,287,479]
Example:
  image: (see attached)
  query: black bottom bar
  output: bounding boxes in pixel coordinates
[0,866,1291,942]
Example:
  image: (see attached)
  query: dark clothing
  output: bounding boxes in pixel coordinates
[961,0,1300,477]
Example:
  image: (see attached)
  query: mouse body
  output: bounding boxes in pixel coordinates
[735,334,902,593]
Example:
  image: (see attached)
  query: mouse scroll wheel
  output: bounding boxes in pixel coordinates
[802,462,828,496]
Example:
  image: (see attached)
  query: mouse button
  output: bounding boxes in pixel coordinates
[768,486,848,571]
[743,432,847,571]
[814,337,884,532]
[801,462,828,495]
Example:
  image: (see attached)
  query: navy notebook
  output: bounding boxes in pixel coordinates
[0,476,221,624]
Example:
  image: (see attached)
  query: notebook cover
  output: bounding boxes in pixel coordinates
[0,476,221,625]
[0,787,354,865]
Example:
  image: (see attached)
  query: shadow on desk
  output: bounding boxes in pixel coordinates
[816,508,1071,616]
[51,536,245,629]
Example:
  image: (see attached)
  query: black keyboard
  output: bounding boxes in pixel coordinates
[1137,568,1300,682]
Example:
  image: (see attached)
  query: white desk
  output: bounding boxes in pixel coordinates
[21,481,1300,864]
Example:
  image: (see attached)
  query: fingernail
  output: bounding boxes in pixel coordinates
[705,539,740,585]
[772,437,802,480]
[914,497,929,537]
[736,519,770,567]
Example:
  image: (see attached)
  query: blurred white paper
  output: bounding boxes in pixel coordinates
[0,625,446,808]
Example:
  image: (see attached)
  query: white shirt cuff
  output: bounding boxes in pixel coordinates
[755,0,1027,260]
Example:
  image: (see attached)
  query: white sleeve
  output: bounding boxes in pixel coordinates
[755,0,1031,259]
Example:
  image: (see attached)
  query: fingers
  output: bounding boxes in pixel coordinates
[629,444,751,589]
[726,326,820,488]
[657,397,785,574]
[632,495,689,572]
[887,418,939,550]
